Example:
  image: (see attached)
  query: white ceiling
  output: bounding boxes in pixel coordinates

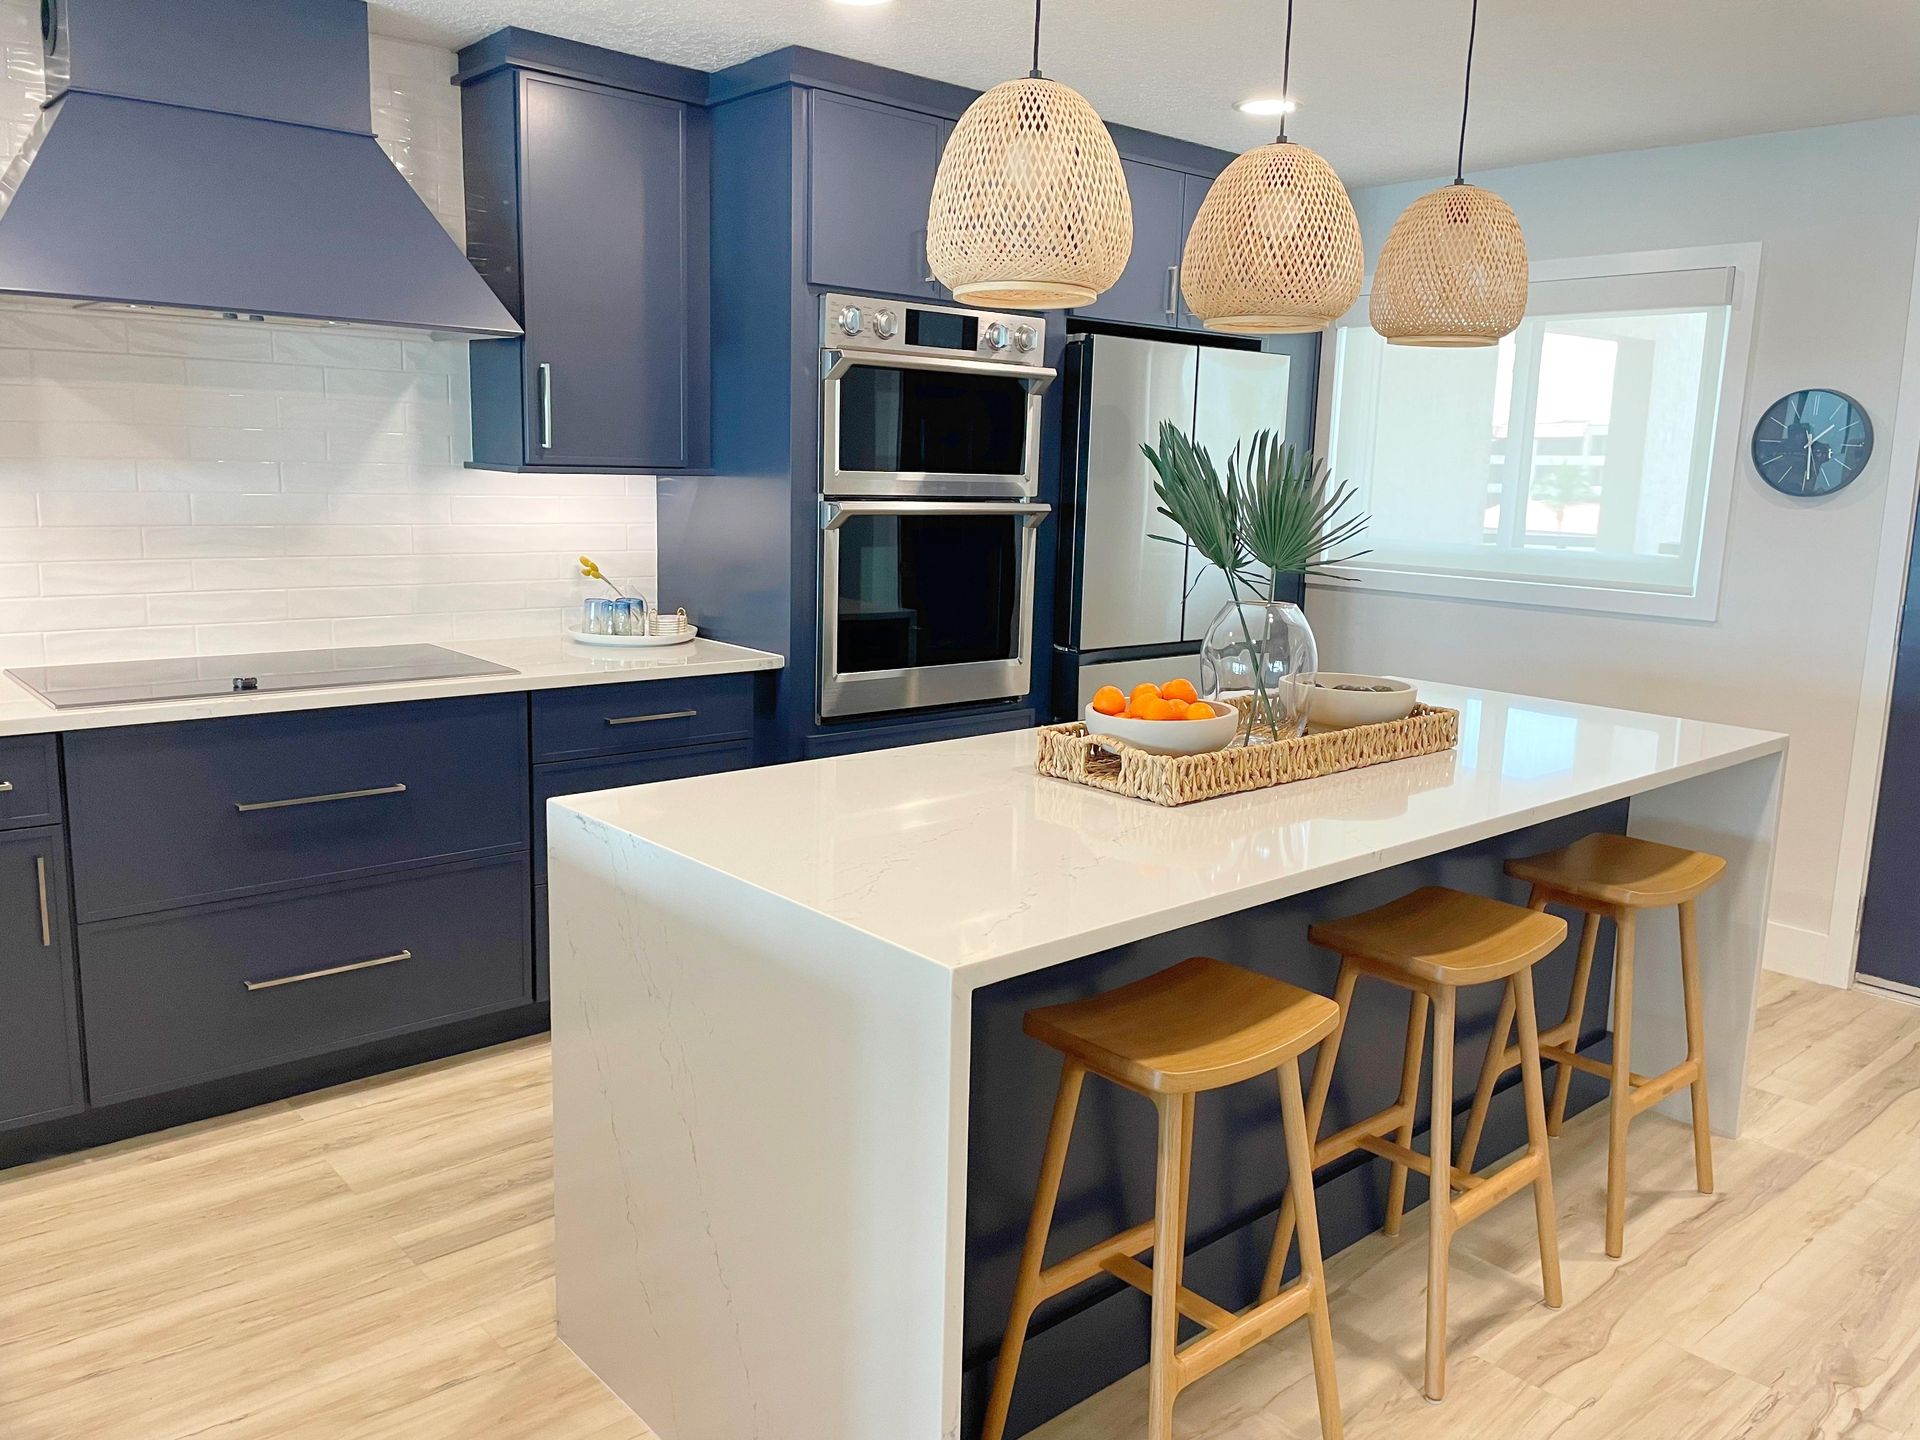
[370,0,1920,187]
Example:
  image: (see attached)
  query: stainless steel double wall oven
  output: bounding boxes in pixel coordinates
[816,293,1052,720]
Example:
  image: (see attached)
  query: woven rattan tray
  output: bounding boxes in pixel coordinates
[1034,700,1460,807]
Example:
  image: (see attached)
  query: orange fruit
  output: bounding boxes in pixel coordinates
[1184,700,1218,720]
[1090,685,1126,716]
[1143,697,1186,721]
[1161,678,1198,703]
[1128,682,1162,714]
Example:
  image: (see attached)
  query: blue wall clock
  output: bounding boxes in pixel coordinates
[1752,389,1873,497]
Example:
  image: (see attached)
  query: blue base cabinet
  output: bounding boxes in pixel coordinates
[0,825,83,1132]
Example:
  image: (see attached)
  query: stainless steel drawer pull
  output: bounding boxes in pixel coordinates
[235,782,408,813]
[244,949,414,992]
[34,855,49,948]
[605,709,698,727]
[1166,264,1178,318]
[0,780,13,793]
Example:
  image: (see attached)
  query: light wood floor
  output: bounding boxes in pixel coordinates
[3,972,1918,1440]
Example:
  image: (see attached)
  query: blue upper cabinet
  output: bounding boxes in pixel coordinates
[1178,171,1214,330]
[458,32,712,473]
[1075,159,1189,329]
[807,92,951,302]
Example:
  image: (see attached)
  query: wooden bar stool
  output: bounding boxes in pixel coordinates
[1458,833,1725,1258]
[981,957,1345,1440]
[1258,887,1567,1402]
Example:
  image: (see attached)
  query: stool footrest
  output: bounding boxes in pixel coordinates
[1099,1253,1238,1332]
[1627,1056,1703,1115]
[1316,1104,1415,1168]
[1175,1279,1318,1388]
[1038,1220,1155,1301]
[1538,1043,1654,1088]
[1450,1149,1544,1227]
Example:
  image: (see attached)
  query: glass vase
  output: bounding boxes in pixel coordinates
[1198,598,1319,744]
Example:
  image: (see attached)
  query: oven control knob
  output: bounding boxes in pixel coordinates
[1012,324,1039,353]
[836,305,863,337]
[984,322,1011,351]
[870,308,898,340]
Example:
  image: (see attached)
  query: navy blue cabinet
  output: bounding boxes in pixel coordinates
[531,675,756,763]
[0,828,83,1131]
[0,735,62,831]
[1075,159,1188,328]
[460,36,711,472]
[807,91,950,302]
[64,696,528,922]
[79,855,531,1104]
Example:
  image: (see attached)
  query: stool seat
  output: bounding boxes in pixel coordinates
[1307,887,1566,986]
[1506,833,1726,909]
[1025,956,1340,1094]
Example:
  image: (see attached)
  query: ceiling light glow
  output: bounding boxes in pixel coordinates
[1235,97,1298,117]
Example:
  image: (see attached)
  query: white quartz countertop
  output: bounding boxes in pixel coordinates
[555,681,1786,987]
[0,634,784,736]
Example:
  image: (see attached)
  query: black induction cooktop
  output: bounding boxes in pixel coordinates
[6,644,518,710]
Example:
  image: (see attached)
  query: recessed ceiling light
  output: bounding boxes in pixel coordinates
[829,0,893,6]
[1235,97,1298,117]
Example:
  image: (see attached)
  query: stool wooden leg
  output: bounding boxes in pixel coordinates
[981,1061,1086,1440]
[1279,1057,1344,1440]
[1454,982,1513,1178]
[1605,911,1636,1259]
[1548,911,1602,1136]
[1148,1091,1193,1440]
[1262,961,1358,1301]
[1384,989,1430,1236]
[1424,987,1456,1402]
[1678,899,1714,1195]
[1510,967,1564,1309]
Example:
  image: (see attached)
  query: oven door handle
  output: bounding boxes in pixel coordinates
[822,348,1056,392]
[820,500,1052,530]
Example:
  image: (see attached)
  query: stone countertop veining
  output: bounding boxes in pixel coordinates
[553,679,1786,987]
[0,634,784,737]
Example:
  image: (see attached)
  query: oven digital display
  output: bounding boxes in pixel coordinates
[906,309,977,352]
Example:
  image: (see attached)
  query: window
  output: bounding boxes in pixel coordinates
[1321,246,1758,618]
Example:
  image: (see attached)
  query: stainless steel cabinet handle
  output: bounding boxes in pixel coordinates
[235,782,408,813]
[1166,265,1179,318]
[538,361,554,450]
[244,949,413,992]
[0,780,13,793]
[605,709,698,727]
[34,855,49,948]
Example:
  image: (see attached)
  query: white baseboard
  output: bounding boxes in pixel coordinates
[1764,919,1848,988]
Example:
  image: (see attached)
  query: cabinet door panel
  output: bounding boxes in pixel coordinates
[808,92,947,300]
[1075,159,1185,328]
[521,74,691,469]
[0,829,82,1130]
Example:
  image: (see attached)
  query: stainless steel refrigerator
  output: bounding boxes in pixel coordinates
[1052,331,1309,718]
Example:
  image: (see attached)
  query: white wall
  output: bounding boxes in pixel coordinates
[1313,117,1920,987]
[0,2,657,665]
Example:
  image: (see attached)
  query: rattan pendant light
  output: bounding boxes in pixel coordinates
[1370,0,1529,346]
[1180,0,1363,333]
[926,0,1132,309]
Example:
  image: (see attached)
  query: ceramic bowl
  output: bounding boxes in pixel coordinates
[1308,673,1418,729]
[1085,699,1240,756]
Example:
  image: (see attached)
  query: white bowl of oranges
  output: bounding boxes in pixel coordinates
[1084,679,1241,757]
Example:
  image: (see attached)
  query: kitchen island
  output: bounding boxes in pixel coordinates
[546,683,1785,1440]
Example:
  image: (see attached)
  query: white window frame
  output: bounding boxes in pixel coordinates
[1310,242,1763,621]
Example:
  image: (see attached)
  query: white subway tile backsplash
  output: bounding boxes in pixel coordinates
[0,17,661,663]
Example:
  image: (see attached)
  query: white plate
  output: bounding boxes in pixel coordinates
[566,624,699,648]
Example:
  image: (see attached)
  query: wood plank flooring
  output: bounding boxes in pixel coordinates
[2,972,1917,1440]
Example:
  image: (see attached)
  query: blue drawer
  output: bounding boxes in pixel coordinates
[78,854,532,1104]
[801,707,1036,758]
[64,695,529,922]
[530,674,755,763]
[533,741,753,882]
[0,734,61,830]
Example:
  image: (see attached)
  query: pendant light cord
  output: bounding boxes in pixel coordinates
[1276,0,1295,144]
[1454,0,1479,183]
[1030,0,1044,77]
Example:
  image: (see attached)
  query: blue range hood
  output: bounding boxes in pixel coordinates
[0,0,520,339]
